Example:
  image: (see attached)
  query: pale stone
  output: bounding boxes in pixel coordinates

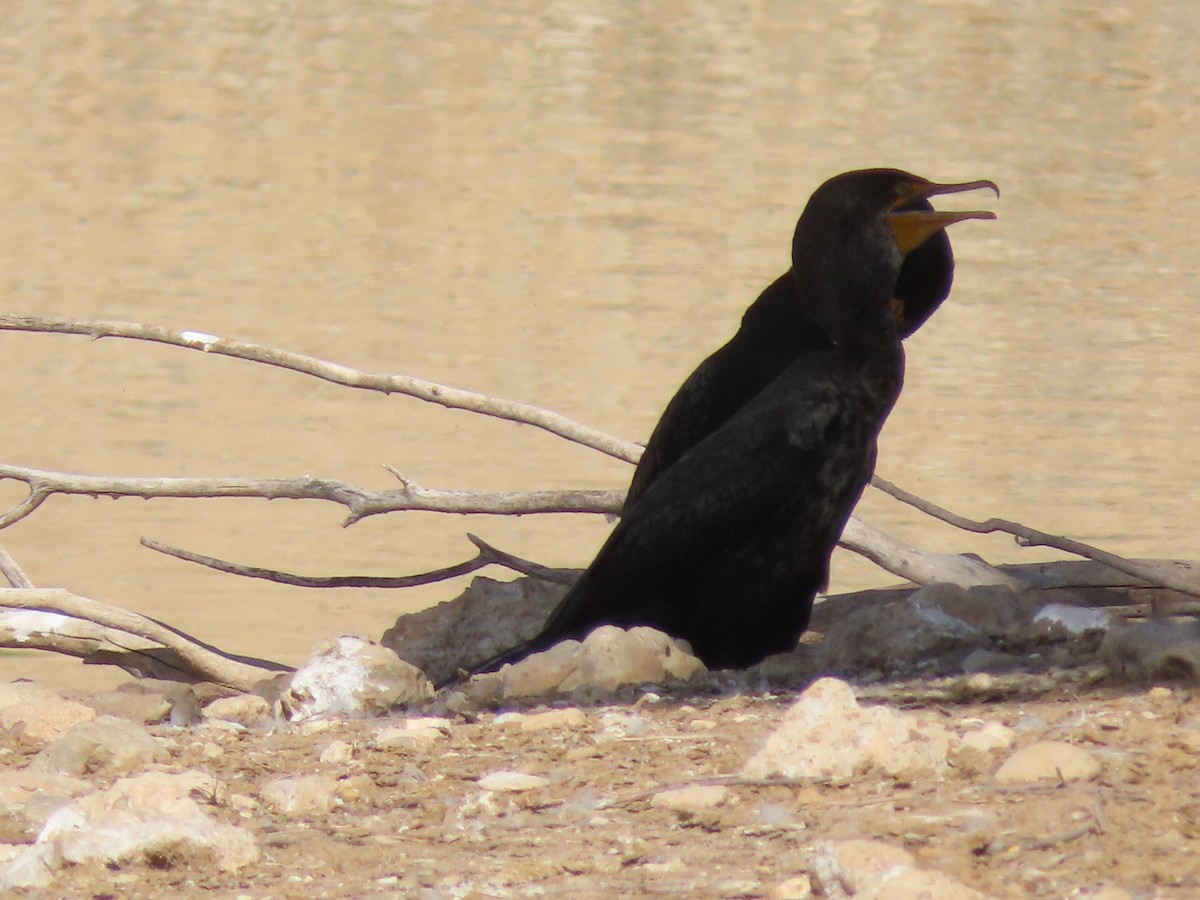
[477,771,549,792]
[0,695,96,746]
[650,784,728,812]
[31,715,162,776]
[319,739,354,764]
[773,874,813,899]
[85,685,174,725]
[811,839,915,898]
[469,625,705,699]
[744,678,952,780]
[994,741,1101,784]
[203,694,272,727]
[277,636,432,721]
[0,770,91,813]
[520,708,588,732]
[0,771,255,889]
[260,774,340,816]
[373,716,451,750]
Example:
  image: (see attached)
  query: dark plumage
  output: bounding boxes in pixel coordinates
[470,169,997,677]
[624,196,954,510]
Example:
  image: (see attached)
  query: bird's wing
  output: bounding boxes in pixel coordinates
[539,362,846,636]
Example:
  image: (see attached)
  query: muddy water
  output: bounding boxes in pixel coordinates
[1,2,1198,689]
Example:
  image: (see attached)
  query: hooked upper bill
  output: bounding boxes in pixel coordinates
[889,178,999,255]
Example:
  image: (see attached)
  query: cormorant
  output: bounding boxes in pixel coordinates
[624,194,956,510]
[471,169,997,676]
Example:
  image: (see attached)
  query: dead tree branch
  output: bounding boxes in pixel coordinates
[0,463,624,529]
[0,313,641,464]
[0,587,289,690]
[872,476,1200,599]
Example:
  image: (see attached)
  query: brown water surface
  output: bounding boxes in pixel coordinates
[2,2,1198,688]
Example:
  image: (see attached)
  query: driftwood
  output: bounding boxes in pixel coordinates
[0,588,288,690]
[0,313,1193,688]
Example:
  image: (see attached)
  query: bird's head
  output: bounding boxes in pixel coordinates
[792,169,998,340]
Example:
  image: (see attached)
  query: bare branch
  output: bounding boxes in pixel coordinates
[464,534,578,585]
[140,536,495,587]
[872,476,1200,600]
[0,463,625,529]
[0,313,642,464]
[0,543,33,589]
[839,517,1016,588]
[0,588,289,690]
[141,532,577,588]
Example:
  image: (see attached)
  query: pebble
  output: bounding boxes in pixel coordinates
[319,739,354,764]
[204,695,272,727]
[260,774,340,816]
[85,687,172,726]
[477,771,550,792]
[993,741,1101,784]
[650,784,728,813]
[773,874,813,899]
[519,708,587,732]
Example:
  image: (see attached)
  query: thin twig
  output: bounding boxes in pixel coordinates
[139,532,577,588]
[0,543,33,589]
[872,476,1200,600]
[0,314,642,463]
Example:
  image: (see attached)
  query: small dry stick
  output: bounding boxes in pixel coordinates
[140,532,576,588]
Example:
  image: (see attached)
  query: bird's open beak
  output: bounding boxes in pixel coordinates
[888,179,999,255]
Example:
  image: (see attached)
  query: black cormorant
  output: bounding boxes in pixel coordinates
[470,169,997,675]
[624,194,956,510]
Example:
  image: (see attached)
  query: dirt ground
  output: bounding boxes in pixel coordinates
[3,660,1195,899]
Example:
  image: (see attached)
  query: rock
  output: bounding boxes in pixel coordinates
[467,625,706,700]
[0,680,60,708]
[0,687,96,746]
[773,874,813,899]
[1102,620,1200,682]
[1,771,256,890]
[204,694,272,727]
[744,678,952,780]
[30,715,162,776]
[948,721,1016,776]
[650,784,728,813]
[319,739,354,764]
[819,583,1037,675]
[810,839,981,900]
[477,771,550,792]
[0,770,91,822]
[811,839,915,898]
[520,708,588,732]
[959,648,1025,674]
[993,741,1101,784]
[373,716,451,749]
[276,636,432,721]
[260,774,339,816]
[85,682,178,725]
[1032,603,1116,636]
[382,574,573,685]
